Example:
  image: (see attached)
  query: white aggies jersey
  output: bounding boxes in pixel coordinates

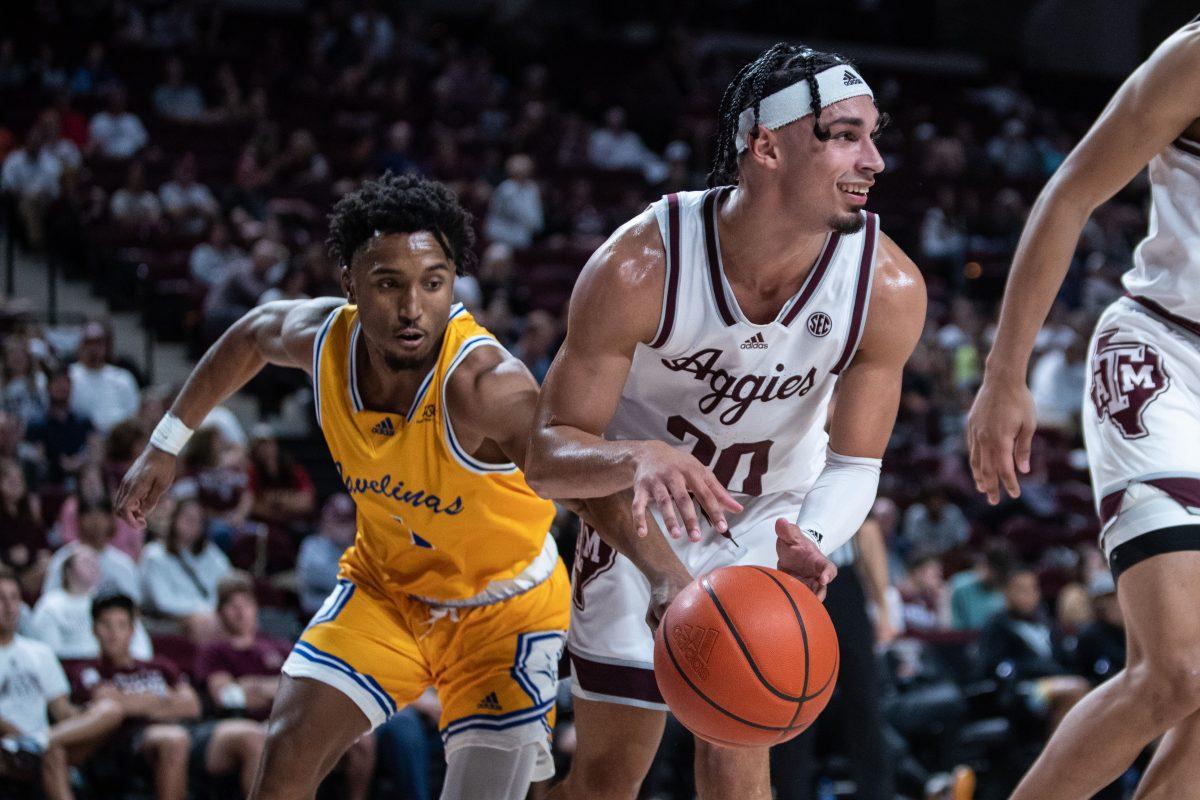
[1124,135,1200,328]
[606,187,880,505]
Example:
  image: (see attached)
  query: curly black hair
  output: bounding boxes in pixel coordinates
[708,43,888,187]
[327,172,477,275]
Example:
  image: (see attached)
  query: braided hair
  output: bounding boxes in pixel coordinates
[708,43,882,187]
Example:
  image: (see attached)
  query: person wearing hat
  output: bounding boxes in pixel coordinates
[67,321,139,434]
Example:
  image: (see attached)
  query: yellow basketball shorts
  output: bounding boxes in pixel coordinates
[281,562,570,760]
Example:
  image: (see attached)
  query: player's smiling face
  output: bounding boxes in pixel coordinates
[773,95,884,233]
[343,231,456,372]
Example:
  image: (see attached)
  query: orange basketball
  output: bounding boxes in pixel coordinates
[652,565,840,747]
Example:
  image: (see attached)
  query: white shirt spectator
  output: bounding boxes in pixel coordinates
[2,148,65,200]
[484,179,544,248]
[0,635,69,741]
[153,83,205,121]
[68,361,140,432]
[88,111,149,159]
[139,539,232,618]
[110,188,162,225]
[1030,347,1088,431]
[160,180,217,221]
[190,243,245,287]
[588,127,667,183]
[42,541,142,604]
[30,588,153,660]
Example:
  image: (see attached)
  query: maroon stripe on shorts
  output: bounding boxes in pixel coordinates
[1146,478,1200,509]
[1172,137,1200,159]
[702,188,738,326]
[831,212,878,375]
[1099,489,1125,527]
[570,650,663,705]
[1126,293,1200,339]
[649,193,682,349]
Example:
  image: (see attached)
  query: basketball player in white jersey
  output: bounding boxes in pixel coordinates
[968,20,1200,800]
[524,44,926,799]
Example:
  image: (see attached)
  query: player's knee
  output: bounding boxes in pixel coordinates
[694,741,768,789]
[568,749,645,800]
[1131,655,1200,717]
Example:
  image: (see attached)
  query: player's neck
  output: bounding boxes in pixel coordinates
[718,187,831,290]
[357,332,441,413]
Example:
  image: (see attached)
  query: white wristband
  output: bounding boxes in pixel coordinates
[149,413,194,456]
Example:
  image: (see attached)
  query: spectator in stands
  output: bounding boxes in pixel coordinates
[1074,572,1125,686]
[0,456,47,594]
[68,321,140,434]
[0,38,25,89]
[109,160,162,230]
[139,496,230,641]
[2,117,67,248]
[68,42,116,97]
[484,153,544,248]
[587,106,666,182]
[203,239,286,340]
[375,120,418,176]
[1030,327,1088,434]
[511,309,558,384]
[3,336,48,424]
[0,566,125,800]
[54,462,144,559]
[87,86,148,160]
[196,572,375,799]
[247,424,314,531]
[32,44,68,93]
[978,569,1090,731]
[43,495,141,603]
[152,56,205,122]
[158,153,218,234]
[68,593,199,800]
[270,129,330,189]
[900,554,950,633]
[204,62,249,124]
[188,219,244,287]
[26,368,96,486]
[950,543,1011,630]
[901,486,969,559]
[296,493,355,615]
[31,547,153,660]
[175,427,253,550]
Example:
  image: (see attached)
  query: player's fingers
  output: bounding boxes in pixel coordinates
[652,482,683,539]
[821,562,838,586]
[990,434,1021,500]
[666,476,702,541]
[687,477,725,536]
[709,476,743,514]
[631,485,650,537]
[774,517,804,546]
[967,430,984,490]
[1015,420,1034,474]
[974,439,1002,505]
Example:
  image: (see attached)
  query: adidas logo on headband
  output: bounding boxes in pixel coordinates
[842,70,863,87]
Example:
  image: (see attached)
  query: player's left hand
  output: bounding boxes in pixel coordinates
[774,519,837,601]
[645,571,694,632]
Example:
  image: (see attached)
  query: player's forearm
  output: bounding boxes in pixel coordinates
[985,187,1093,376]
[580,490,690,585]
[525,425,645,499]
[168,303,294,429]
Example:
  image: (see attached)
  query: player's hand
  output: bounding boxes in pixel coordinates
[115,446,179,529]
[966,372,1036,505]
[774,519,837,601]
[645,570,694,632]
[631,440,742,542]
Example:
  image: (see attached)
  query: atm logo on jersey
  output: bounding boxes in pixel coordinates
[1089,329,1170,440]
[661,348,816,424]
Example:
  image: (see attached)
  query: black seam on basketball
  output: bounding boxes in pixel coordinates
[700,576,804,703]
[660,606,808,732]
[748,567,812,726]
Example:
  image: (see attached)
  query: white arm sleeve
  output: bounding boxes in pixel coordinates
[793,448,882,556]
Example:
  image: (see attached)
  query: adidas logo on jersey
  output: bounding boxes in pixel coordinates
[371,418,396,436]
[842,70,864,86]
[477,692,503,711]
[740,333,768,350]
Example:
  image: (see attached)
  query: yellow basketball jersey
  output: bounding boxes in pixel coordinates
[312,303,556,603]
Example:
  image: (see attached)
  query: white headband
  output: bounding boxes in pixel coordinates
[735,65,874,153]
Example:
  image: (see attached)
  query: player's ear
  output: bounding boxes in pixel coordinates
[341,265,355,304]
[744,125,781,172]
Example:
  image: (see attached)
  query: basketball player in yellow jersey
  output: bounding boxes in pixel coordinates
[114,174,573,800]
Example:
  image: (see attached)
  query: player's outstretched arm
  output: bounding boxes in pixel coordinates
[116,297,344,528]
[526,210,742,540]
[968,23,1200,505]
[777,236,926,598]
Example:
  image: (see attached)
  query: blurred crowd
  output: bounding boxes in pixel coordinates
[0,0,1160,798]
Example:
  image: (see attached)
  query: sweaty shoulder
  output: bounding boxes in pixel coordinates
[279,297,347,373]
[860,233,926,360]
[567,205,667,350]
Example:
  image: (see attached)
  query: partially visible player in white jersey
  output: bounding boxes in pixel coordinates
[525,43,925,800]
[968,19,1200,800]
